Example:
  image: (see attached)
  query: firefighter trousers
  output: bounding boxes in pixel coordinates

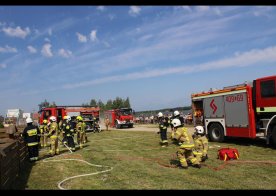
[79,132,85,148]
[40,134,48,147]
[49,136,59,156]
[160,129,168,146]
[28,145,39,161]
[177,147,200,167]
[66,135,75,151]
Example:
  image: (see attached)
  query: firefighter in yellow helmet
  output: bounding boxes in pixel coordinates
[39,119,49,148]
[76,116,86,148]
[192,126,209,162]
[157,112,168,147]
[60,116,68,146]
[172,119,201,169]
[48,116,60,156]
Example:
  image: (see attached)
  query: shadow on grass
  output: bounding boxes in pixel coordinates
[220,137,275,149]
[12,161,35,190]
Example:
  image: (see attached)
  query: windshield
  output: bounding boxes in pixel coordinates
[119,109,132,116]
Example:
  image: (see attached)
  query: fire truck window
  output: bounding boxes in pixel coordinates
[45,110,52,119]
[261,80,275,98]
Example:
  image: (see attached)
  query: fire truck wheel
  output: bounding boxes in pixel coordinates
[271,126,276,149]
[208,123,225,142]
[116,121,121,129]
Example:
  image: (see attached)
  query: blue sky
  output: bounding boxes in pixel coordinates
[1,6,276,115]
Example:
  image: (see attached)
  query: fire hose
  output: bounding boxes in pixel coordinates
[41,153,113,190]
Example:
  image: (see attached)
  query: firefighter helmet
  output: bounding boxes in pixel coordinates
[66,116,71,121]
[26,117,33,124]
[157,112,163,118]
[171,119,181,127]
[174,110,180,116]
[49,116,56,122]
[43,119,48,124]
[195,126,204,134]
[63,116,68,120]
[76,116,83,121]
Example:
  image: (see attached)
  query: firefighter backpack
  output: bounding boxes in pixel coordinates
[218,148,239,161]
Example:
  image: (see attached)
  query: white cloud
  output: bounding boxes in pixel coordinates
[48,28,52,36]
[0,63,7,69]
[31,18,79,41]
[97,6,105,11]
[90,30,97,42]
[129,6,141,16]
[58,48,72,58]
[2,26,30,39]
[62,46,276,89]
[44,37,51,42]
[76,32,87,43]
[138,34,153,42]
[214,7,222,16]
[34,29,40,35]
[196,6,210,12]
[181,6,192,12]
[108,14,116,21]
[27,45,37,53]
[0,45,17,53]
[41,43,53,57]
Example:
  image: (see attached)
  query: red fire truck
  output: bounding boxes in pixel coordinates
[105,108,134,129]
[38,106,100,130]
[191,75,276,147]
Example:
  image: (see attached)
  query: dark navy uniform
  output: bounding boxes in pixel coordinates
[22,124,40,161]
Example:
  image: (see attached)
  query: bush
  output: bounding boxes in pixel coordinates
[0,122,4,128]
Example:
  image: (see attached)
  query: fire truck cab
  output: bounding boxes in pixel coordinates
[105,108,134,129]
[191,75,276,147]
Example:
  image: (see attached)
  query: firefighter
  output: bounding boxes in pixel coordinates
[39,119,49,148]
[170,111,184,140]
[60,116,68,146]
[76,116,86,149]
[173,110,185,125]
[104,116,110,131]
[48,116,60,156]
[157,112,168,147]
[172,119,201,169]
[64,116,76,151]
[22,118,40,162]
[192,126,209,162]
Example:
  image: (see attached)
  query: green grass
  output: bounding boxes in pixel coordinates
[14,130,276,190]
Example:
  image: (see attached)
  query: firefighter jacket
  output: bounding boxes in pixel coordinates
[48,122,59,139]
[174,127,195,149]
[22,124,40,146]
[76,121,86,133]
[193,134,208,156]
[39,124,49,135]
[59,120,67,134]
[64,121,75,136]
[159,117,168,131]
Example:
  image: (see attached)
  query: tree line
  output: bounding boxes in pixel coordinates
[38,97,131,112]
[82,97,131,111]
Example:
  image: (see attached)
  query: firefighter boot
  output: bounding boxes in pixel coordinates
[179,158,188,169]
